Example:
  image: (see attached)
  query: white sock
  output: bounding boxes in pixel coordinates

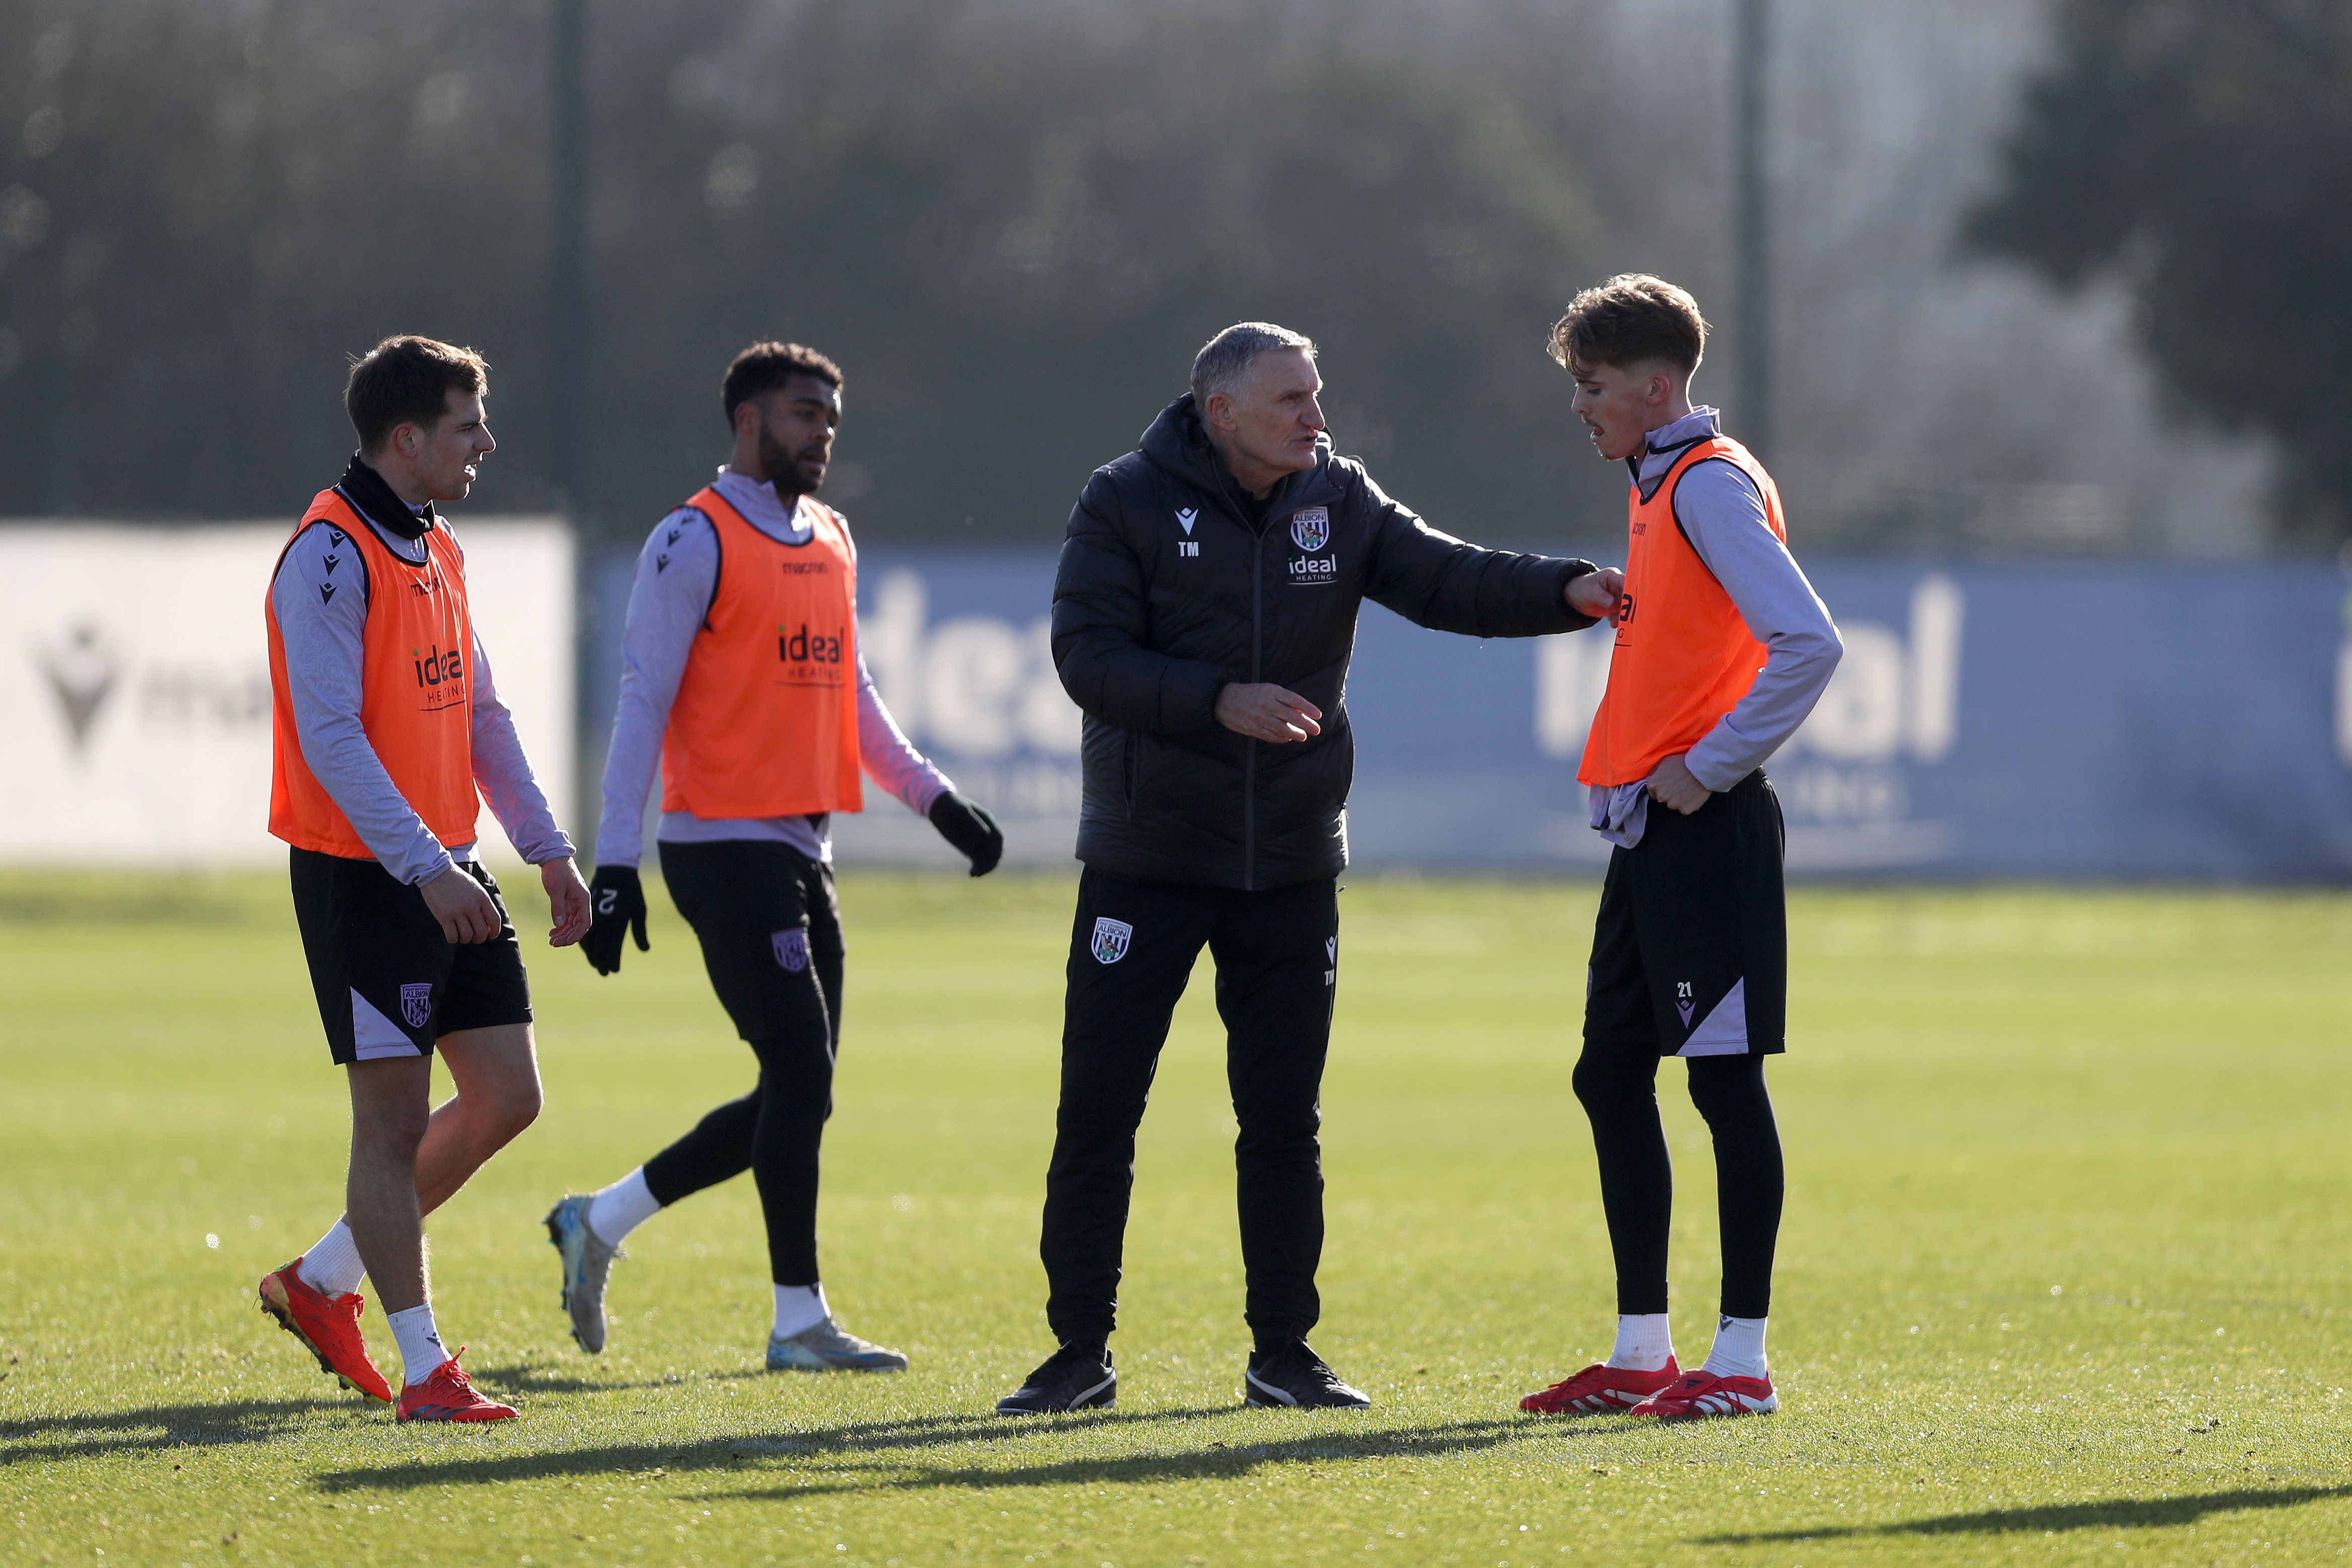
[296,1219,366,1298]
[1606,1313,1675,1372]
[1702,1314,1769,1379]
[385,1303,452,1386]
[771,1282,829,1341]
[586,1168,661,1246]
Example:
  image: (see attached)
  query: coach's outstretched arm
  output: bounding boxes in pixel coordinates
[1050,474,1232,736]
[1357,472,1603,639]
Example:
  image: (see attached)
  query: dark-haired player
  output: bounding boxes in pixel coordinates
[544,342,1002,1372]
[258,335,592,1422]
[1519,276,1841,1422]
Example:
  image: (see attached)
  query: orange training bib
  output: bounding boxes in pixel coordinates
[660,487,863,818]
[1578,436,1786,788]
[267,489,480,858]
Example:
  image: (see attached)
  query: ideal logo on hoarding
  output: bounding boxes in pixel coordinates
[856,569,1083,824]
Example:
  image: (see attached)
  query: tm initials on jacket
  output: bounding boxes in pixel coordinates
[1051,394,1601,892]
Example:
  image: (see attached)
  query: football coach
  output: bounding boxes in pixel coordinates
[997,323,1623,1414]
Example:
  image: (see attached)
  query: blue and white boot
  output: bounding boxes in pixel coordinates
[766,1317,909,1372]
[543,1194,622,1354]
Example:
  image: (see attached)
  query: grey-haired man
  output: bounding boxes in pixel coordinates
[997,323,1619,1414]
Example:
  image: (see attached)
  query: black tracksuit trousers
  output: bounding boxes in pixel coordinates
[1041,868,1339,1351]
[640,841,843,1289]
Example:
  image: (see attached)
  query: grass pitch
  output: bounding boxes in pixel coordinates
[3,869,2350,1566]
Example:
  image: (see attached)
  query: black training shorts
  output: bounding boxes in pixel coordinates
[289,846,534,1066]
[1584,768,1787,1058]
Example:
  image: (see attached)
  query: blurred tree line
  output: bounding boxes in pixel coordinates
[0,0,1659,547]
[1967,0,2352,546]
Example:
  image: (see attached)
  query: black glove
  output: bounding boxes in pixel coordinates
[928,790,1004,877]
[580,864,649,975]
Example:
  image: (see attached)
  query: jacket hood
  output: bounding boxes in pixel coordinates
[1136,393,1333,501]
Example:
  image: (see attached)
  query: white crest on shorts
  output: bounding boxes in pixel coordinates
[399,983,434,1030]
[1091,917,1132,965]
[772,928,810,973]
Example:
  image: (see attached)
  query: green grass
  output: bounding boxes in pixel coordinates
[4,869,2351,1566]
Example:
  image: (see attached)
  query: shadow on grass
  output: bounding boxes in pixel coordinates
[1,1396,361,1460]
[735,1417,1538,1500]
[465,1361,750,1397]
[317,1411,1535,1496]
[1699,1485,2352,1544]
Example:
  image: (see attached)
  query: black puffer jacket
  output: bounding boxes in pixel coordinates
[1052,395,1598,891]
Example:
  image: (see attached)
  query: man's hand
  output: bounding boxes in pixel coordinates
[420,863,501,944]
[541,855,592,947]
[1567,566,1624,621]
[1645,753,1713,816]
[580,864,649,975]
[1215,682,1323,743]
[928,790,1005,877]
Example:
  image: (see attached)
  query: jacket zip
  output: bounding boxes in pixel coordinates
[1244,526,1264,891]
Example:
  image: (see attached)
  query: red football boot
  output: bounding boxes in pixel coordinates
[396,1348,519,1423]
[1627,1366,1779,1420]
[1519,1355,1680,1415]
[258,1259,395,1404]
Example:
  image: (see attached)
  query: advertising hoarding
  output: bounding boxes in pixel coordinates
[827,551,2352,881]
[1,520,574,866]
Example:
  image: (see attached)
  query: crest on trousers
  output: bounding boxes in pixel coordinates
[1091,917,1133,965]
[772,928,811,973]
[1289,508,1330,552]
[399,983,434,1030]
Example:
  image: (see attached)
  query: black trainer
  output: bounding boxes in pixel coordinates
[996,1342,1116,1415]
[1244,1340,1370,1409]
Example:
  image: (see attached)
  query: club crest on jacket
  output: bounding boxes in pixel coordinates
[1289,509,1330,552]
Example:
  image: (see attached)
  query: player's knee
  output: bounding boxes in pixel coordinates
[356,1102,431,1158]
[1686,1055,1770,1127]
[1573,1050,1648,1115]
[492,1077,545,1143]
[1234,1107,1321,1150]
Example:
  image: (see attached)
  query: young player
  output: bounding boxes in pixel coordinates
[1520,277,1841,1421]
[546,341,1003,1372]
[257,336,592,1422]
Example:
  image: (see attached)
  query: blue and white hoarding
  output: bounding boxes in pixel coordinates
[586,548,2352,882]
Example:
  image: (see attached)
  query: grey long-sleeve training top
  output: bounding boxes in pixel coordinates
[269,486,574,886]
[1590,406,1843,849]
[593,468,951,870]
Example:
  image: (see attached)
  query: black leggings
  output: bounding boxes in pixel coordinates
[642,842,843,1288]
[1572,1046,1783,1319]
